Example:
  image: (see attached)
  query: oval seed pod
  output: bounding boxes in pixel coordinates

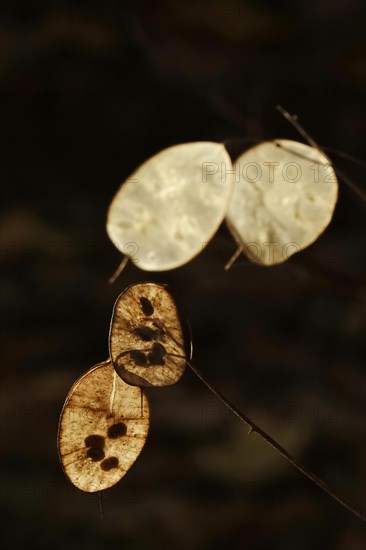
[109,282,189,387]
[58,360,149,493]
[106,142,234,271]
[226,140,338,265]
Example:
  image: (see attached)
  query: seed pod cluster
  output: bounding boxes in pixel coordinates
[58,283,188,492]
[107,140,338,270]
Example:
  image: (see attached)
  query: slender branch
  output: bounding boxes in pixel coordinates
[109,255,129,284]
[276,105,320,149]
[321,146,366,170]
[188,360,366,523]
[225,245,243,271]
[215,96,366,173]
[276,105,366,204]
[334,167,366,204]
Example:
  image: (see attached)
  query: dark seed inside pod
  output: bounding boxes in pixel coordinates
[107,422,127,439]
[101,457,119,471]
[148,342,166,365]
[87,447,105,462]
[134,326,157,341]
[129,350,148,366]
[139,297,154,316]
[84,435,105,448]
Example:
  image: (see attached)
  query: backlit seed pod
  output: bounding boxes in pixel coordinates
[109,283,189,387]
[226,140,338,265]
[58,360,149,492]
[106,142,234,271]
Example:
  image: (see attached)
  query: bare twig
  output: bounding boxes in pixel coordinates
[276,105,319,149]
[188,360,366,523]
[333,167,366,204]
[225,245,243,271]
[321,146,366,170]
[109,255,129,284]
[276,105,366,204]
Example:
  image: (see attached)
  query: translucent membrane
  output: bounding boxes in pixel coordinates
[109,283,188,387]
[226,140,338,265]
[107,142,234,271]
[58,360,149,492]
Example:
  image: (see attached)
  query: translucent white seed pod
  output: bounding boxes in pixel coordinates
[226,140,338,265]
[107,142,234,271]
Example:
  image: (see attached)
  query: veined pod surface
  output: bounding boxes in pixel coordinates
[109,283,189,387]
[58,360,149,492]
[107,142,234,271]
[226,139,338,265]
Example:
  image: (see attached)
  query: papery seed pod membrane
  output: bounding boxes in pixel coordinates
[106,142,234,271]
[109,283,190,387]
[226,139,338,265]
[58,360,149,492]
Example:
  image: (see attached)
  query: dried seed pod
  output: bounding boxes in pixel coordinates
[58,360,149,492]
[226,140,338,265]
[109,282,189,387]
[106,142,234,271]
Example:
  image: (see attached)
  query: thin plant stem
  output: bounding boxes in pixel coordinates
[225,245,243,271]
[109,255,129,284]
[334,167,366,204]
[188,360,366,523]
[276,105,366,204]
[321,146,366,170]
[276,105,319,149]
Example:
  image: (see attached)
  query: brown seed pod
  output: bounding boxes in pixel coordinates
[58,360,149,493]
[109,282,189,387]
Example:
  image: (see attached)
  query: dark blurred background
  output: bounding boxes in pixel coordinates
[1,1,365,548]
